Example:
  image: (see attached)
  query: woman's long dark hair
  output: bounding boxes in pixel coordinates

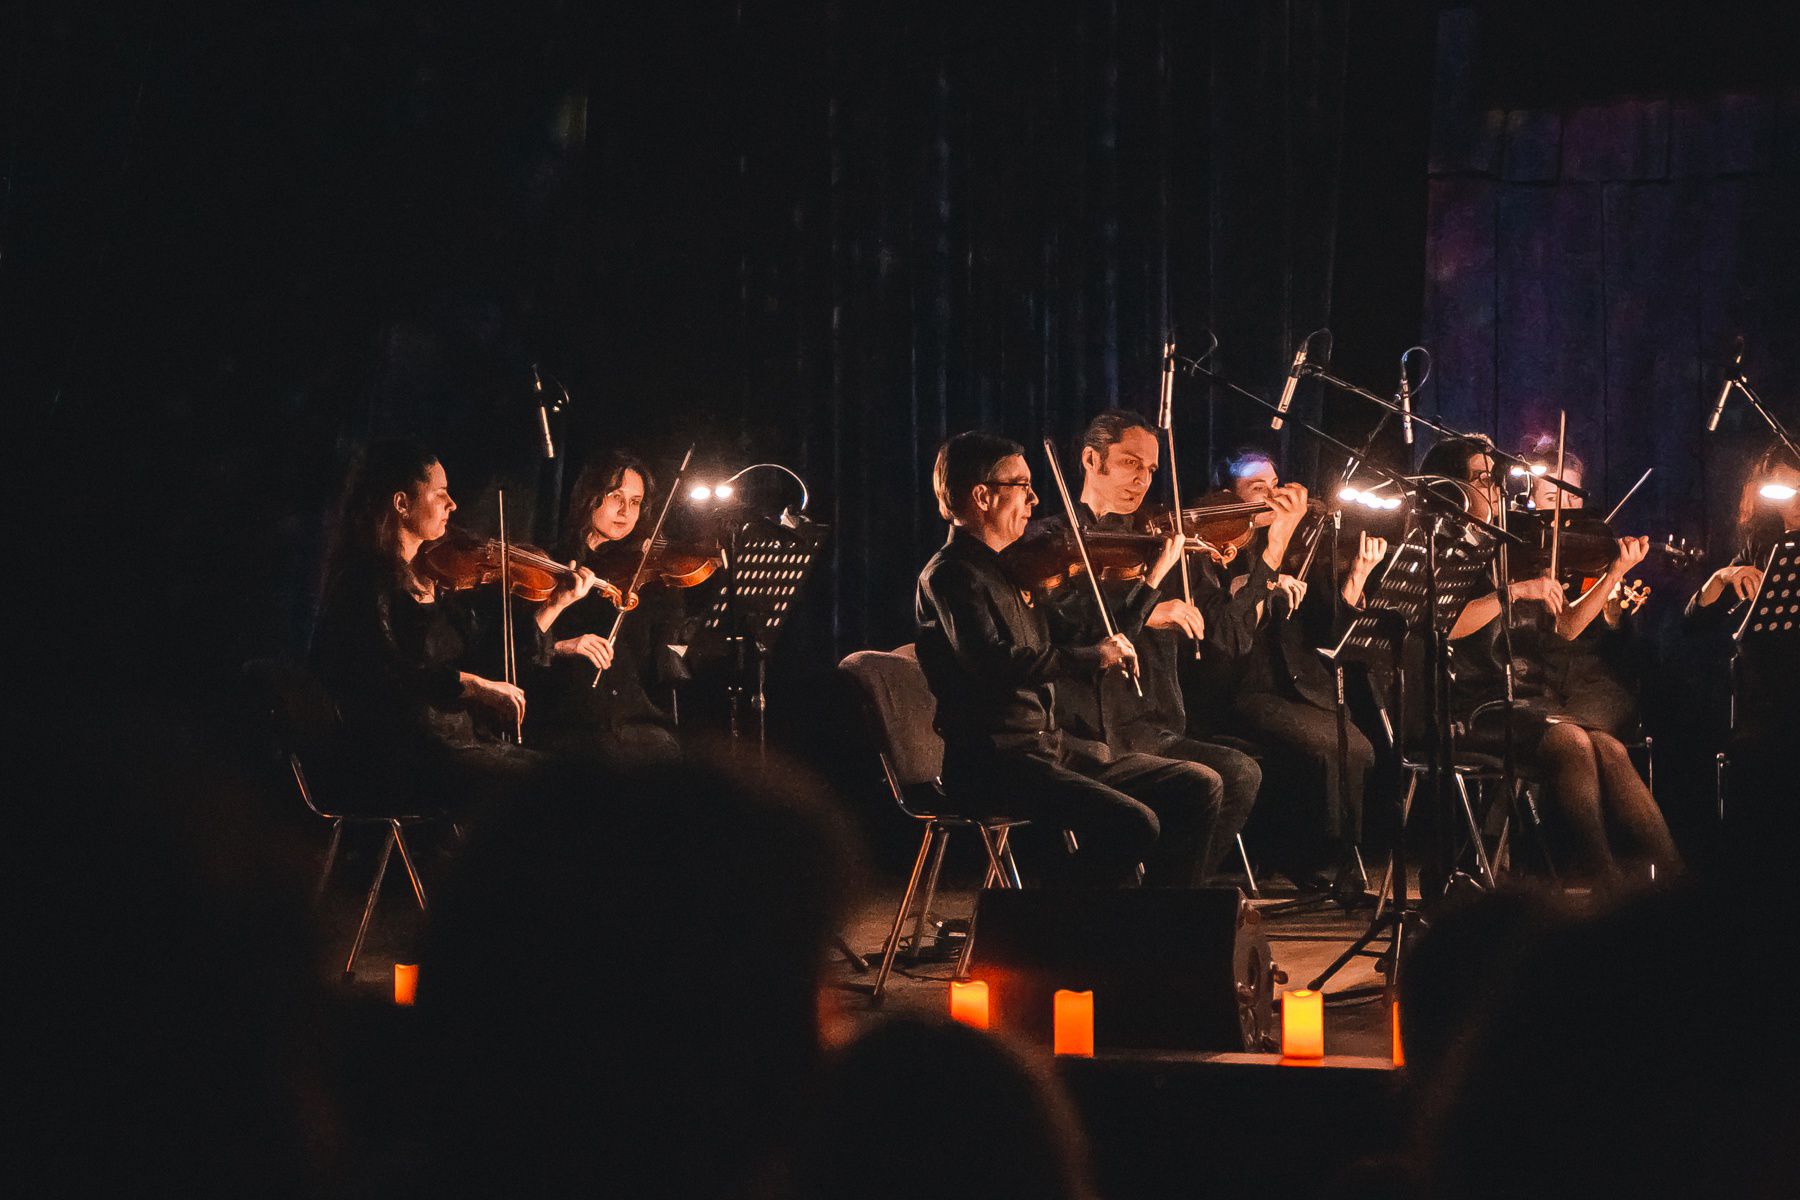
[1418,435,1494,482]
[320,439,440,595]
[560,450,655,558]
[1737,441,1800,562]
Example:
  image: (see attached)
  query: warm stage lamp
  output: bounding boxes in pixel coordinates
[1759,481,1798,501]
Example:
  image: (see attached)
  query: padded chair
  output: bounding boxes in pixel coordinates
[243,659,437,978]
[838,645,1028,1004]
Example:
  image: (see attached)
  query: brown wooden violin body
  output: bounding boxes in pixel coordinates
[1506,510,1706,583]
[584,536,723,608]
[418,530,587,603]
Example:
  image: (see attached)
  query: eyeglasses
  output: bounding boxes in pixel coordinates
[982,479,1036,493]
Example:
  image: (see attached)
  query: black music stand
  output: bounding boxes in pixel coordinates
[1305,496,1502,999]
[692,516,829,755]
[1720,532,1800,818]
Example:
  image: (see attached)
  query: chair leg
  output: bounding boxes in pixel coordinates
[391,821,429,911]
[316,819,344,902]
[975,824,1011,886]
[344,825,395,978]
[906,825,951,962]
[1236,833,1261,899]
[1454,773,1495,888]
[873,822,936,1004]
[995,827,1024,890]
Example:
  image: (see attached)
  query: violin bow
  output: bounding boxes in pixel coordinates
[592,444,696,688]
[1158,342,1201,658]
[497,490,522,744]
[1042,437,1142,698]
[1602,467,1653,525]
[1549,410,1566,581]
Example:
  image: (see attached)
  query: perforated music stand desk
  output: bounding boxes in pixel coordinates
[694,516,829,656]
[1734,532,1800,645]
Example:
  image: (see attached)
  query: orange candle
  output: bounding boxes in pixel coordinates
[1391,1000,1405,1067]
[949,979,989,1029]
[1281,988,1324,1059]
[1053,989,1095,1057]
[393,962,419,1006]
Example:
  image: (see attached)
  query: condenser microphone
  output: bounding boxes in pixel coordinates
[1272,343,1308,431]
[1158,342,1176,430]
[1706,337,1745,433]
[531,364,556,459]
[1397,356,1414,446]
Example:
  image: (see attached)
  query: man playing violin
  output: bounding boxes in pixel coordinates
[1210,447,1388,896]
[915,431,1220,888]
[524,450,690,767]
[1027,410,1263,883]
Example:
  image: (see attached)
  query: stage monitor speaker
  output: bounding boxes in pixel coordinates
[969,887,1276,1053]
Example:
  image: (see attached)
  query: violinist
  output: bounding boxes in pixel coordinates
[1684,441,1800,858]
[1511,433,1646,740]
[1211,447,1387,895]
[1028,410,1263,882]
[1423,436,1680,884]
[311,440,603,808]
[915,431,1217,888]
[523,451,690,767]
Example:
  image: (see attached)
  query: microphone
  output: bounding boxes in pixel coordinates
[1706,337,1746,433]
[530,363,556,459]
[1272,342,1308,431]
[1158,342,1176,430]
[1397,355,1414,446]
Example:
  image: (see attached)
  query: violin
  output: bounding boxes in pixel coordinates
[1141,489,1332,567]
[418,530,606,603]
[1507,511,1705,579]
[1001,525,1182,592]
[583,536,723,608]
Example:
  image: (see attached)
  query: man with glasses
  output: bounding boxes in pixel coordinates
[914,430,1217,888]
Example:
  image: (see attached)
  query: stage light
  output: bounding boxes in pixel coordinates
[1337,485,1361,503]
[1509,465,1528,477]
[1053,989,1095,1057]
[949,979,989,1029]
[1530,462,1548,476]
[714,483,735,500]
[1759,481,1798,501]
[690,484,714,502]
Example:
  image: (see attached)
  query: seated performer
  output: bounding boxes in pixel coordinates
[311,440,602,809]
[1212,447,1388,890]
[914,431,1219,888]
[1027,410,1262,881]
[524,450,686,767]
[1422,436,1679,884]
[1684,441,1800,858]
[1513,433,1645,739]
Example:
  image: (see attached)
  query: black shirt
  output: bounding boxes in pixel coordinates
[1033,506,1271,750]
[915,527,1104,751]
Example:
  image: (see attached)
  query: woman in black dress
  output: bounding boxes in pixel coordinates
[1423,437,1679,884]
[311,440,602,810]
[526,450,687,766]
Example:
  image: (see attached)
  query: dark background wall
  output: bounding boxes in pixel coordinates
[11,2,1795,765]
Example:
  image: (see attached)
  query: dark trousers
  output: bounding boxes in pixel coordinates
[1139,733,1261,877]
[943,737,1218,888]
[1234,692,1374,856]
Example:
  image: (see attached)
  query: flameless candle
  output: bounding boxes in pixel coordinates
[1053,989,1095,1057]
[1391,1001,1405,1066]
[393,963,418,1006]
[949,979,989,1029]
[1281,988,1324,1059]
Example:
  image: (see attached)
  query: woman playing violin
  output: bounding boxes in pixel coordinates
[1424,436,1679,885]
[311,440,603,809]
[523,450,690,766]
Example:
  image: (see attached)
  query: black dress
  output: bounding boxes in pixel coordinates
[522,546,685,767]
[311,555,549,813]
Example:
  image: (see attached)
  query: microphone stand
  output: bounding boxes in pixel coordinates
[1722,373,1800,459]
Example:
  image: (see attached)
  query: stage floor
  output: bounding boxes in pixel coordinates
[336,864,1399,1058]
